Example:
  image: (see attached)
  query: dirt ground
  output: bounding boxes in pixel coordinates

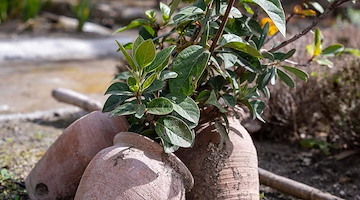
[256,141,360,200]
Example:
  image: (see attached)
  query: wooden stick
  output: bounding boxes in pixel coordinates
[51,88,345,200]
[259,168,344,200]
[52,88,102,112]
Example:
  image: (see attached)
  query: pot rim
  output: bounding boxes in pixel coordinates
[113,132,194,192]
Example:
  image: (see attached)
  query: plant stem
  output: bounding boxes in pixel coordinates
[269,0,350,53]
[209,0,236,55]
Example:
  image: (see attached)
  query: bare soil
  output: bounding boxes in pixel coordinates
[256,140,360,200]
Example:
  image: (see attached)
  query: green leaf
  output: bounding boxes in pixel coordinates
[167,95,200,124]
[139,25,157,40]
[116,40,137,70]
[169,0,181,17]
[277,68,295,88]
[160,2,171,22]
[114,19,150,33]
[250,99,265,122]
[169,45,210,96]
[142,73,157,91]
[155,116,194,148]
[261,51,274,60]
[343,48,360,57]
[220,34,244,45]
[145,45,176,72]
[132,36,145,55]
[215,121,229,140]
[257,68,273,89]
[219,53,238,69]
[226,70,239,91]
[113,71,131,81]
[235,52,260,73]
[173,6,204,24]
[145,10,157,22]
[143,79,165,93]
[209,75,226,92]
[220,5,242,18]
[161,138,180,153]
[160,70,178,81]
[222,94,236,107]
[243,3,254,14]
[315,58,333,68]
[222,41,262,57]
[110,102,136,116]
[314,28,322,56]
[104,82,133,96]
[135,104,146,118]
[103,95,128,112]
[123,42,133,50]
[252,0,286,37]
[141,129,157,138]
[215,0,221,14]
[127,77,139,92]
[205,90,227,113]
[147,97,174,115]
[273,49,296,61]
[321,44,344,56]
[309,2,324,13]
[135,39,156,69]
[196,90,211,102]
[281,65,309,81]
[261,86,271,99]
[256,22,269,49]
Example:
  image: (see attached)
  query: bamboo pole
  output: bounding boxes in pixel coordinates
[52,88,101,112]
[259,168,344,200]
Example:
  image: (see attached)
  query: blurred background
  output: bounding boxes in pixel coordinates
[0,0,359,199]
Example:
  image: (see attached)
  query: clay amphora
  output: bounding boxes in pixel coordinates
[26,111,128,200]
[75,132,194,200]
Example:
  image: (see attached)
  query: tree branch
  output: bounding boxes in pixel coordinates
[269,0,350,53]
[209,0,236,55]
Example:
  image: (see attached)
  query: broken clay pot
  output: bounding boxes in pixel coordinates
[25,111,128,200]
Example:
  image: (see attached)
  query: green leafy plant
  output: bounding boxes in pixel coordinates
[72,0,91,32]
[0,0,36,23]
[300,138,334,155]
[22,0,42,21]
[104,0,356,153]
[0,0,9,23]
[0,168,27,199]
[305,28,360,68]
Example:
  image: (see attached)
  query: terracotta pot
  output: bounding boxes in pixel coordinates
[25,111,128,200]
[176,116,259,199]
[75,132,194,200]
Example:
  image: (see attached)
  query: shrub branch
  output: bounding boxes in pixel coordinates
[269,0,350,53]
[209,0,236,55]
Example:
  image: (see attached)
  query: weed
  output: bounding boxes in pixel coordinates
[0,168,27,199]
[73,0,91,32]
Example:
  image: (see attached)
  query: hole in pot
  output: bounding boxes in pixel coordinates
[35,183,49,196]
